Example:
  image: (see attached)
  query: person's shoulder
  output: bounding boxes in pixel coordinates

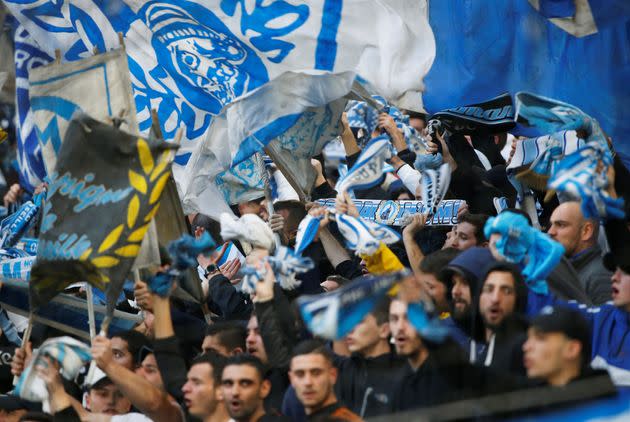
[110,413,153,422]
[330,405,363,421]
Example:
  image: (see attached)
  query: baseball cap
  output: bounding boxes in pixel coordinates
[530,306,592,365]
[0,394,41,411]
[84,366,112,390]
[603,251,630,273]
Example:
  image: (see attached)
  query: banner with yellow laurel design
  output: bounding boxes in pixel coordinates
[30,113,177,311]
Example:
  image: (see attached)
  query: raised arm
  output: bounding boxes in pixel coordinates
[92,335,183,422]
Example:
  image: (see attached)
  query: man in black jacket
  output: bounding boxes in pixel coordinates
[335,299,405,417]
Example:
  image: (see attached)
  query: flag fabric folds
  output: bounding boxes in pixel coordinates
[335,136,391,194]
[423,0,630,169]
[28,48,138,177]
[15,336,91,402]
[30,114,176,312]
[5,0,436,200]
[298,271,408,340]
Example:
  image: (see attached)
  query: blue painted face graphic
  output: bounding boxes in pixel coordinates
[140,1,269,114]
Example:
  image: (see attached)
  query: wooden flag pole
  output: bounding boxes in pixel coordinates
[12,312,34,386]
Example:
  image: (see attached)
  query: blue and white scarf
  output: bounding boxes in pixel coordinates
[0,200,40,249]
[16,336,92,403]
[335,213,401,255]
[420,163,451,215]
[484,212,564,294]
[514,92,623,219]
[336,136,391,193]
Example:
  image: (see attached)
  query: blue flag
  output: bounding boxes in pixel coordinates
[424,1,630,169]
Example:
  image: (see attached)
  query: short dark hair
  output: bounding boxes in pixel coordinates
[419,248,461,280]
[191,351,228,384]
[291,340,334,366]
[223,354,267,381]
[458,213,490,244]
[192,213,223,244]
[371,298,391,325]
[482,262,528,314]
[112,330,151,367]
[205,321,247,352]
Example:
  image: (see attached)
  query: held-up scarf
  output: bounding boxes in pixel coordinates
[484,212,564,294]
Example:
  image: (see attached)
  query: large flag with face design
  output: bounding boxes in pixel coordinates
[4,0,435,199]
[30,114,176,314]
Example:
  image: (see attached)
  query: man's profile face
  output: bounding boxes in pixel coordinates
[522,329,576,382]
[181,363,219,418]
[451,274,472,319]
[289,353,337,410]
[344,313,386,355]
[419,270,449,313]
[202,334,231,356]
[137,353,164,390]
[246,316,268,363]
[612,267,630,310]
[547,202,584,257]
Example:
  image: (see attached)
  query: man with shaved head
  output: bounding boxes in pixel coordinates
[548,201,612,304]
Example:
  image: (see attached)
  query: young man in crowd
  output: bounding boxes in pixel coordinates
[475,263,529,374]
[182,352,230,422]
[91,335,184,422]
[418,248,460,315]
[523,306,610,387]
[221,354,290,422]
[289,340,362,421]
[336,298,404,417]
[448,213,489,251]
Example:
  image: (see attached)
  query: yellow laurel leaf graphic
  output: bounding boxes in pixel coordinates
[115,244,141,257]
[98,225,124,253]
[128,224,149,242]
[129,170,147,194]
[127,195,140,228]
[101,274,111,284]
[149,172,169,205]
[92,256,120,268]
[80,247,93,261]
[149,159,169,182]
[137,138,154,175]
[144,203,160,223]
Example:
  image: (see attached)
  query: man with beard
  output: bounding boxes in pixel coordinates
[440,247,497,354]
[475,263,529,374]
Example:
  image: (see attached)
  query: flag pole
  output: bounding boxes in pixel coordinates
[86,284,96,339]
[12,312,34,386]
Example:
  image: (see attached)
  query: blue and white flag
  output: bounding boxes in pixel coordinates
[297,271,407,340]
[16,336,91,402]
[11,21,52,192]
[28,48,138,176]
[4,0,435,200]
[335,213,400,255]
[419,163,451,215]
[335,136,391,193]
[215,155,265,205]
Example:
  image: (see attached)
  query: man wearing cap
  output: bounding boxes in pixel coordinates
[523,248,630,388]
[523,306,611,386]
